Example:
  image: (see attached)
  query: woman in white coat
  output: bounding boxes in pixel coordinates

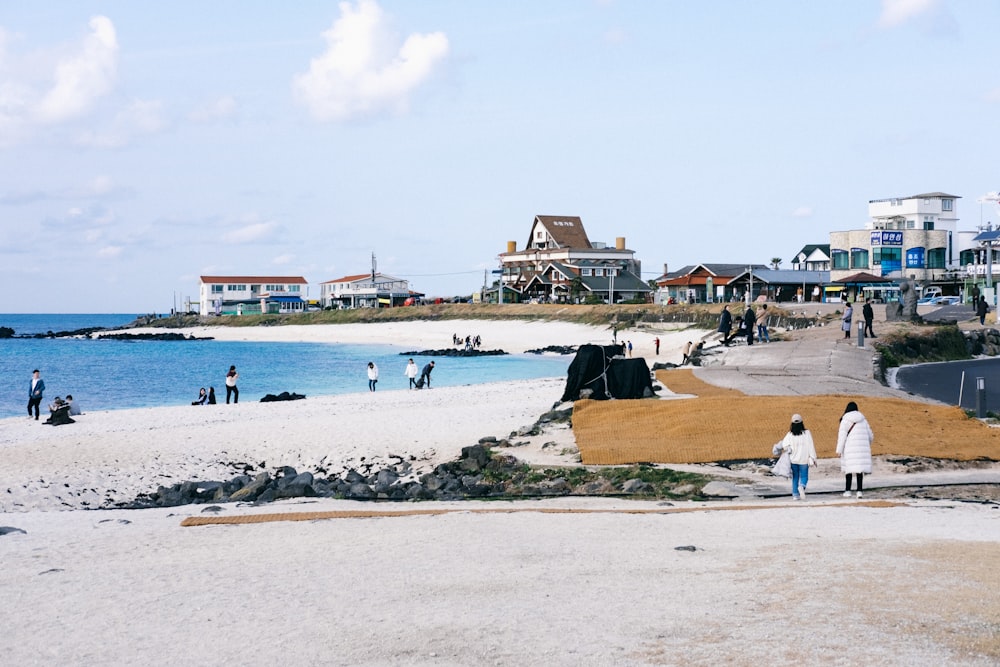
[779,413,817,500]
[836,401,873,498]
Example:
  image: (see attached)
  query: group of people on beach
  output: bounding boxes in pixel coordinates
[452,333,481,350]
[27,369,81,425]
[773,401,874,500]
[192,365,239,405]
[371,359,436,391]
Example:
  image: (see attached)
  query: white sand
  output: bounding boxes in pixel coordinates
[3,319,999,664]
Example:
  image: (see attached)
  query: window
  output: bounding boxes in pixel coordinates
[832,250,849,269]
[227,284,247,291]
[581,268,592,276]
[906,219,915,229]
[927,248,946,269]
[942,199,953,211]
[960,249,977,266]
[923,217,934,230]
[876,247,902,274]
[850,248,869,269]
[594,268,604,277]
[211,284,223,293]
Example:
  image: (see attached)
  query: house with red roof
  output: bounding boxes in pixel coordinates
[319,272,418,309]
[198,275,308,316]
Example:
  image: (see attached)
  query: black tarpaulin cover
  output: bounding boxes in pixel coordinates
[561,344,653,401]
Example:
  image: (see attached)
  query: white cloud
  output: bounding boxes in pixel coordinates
[292,0,449,122]
[189,95,238,123]
[792,206,813,218]
[222,221,278,244]
[97,245,123,258]
[272,253,295,265]
[877,0,939,28]
[35,16,118,123]
[76,99,166,148]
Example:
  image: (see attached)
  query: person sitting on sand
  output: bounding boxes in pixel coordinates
[207,387,217,404]
[192,388,208,405]
[65,394,82,416]
[44,397,75,426]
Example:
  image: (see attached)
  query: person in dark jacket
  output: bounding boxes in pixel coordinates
[743,305,756,346]
[977,296,990,326]
[862,299,876,337]
[420,360,435,388]
[28,369,45,421]
[718,306,733,346]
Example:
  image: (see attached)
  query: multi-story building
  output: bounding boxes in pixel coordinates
[319,273,416,308]
[198,276,308,316]
[829,192,960,282]
[499,215,650,303]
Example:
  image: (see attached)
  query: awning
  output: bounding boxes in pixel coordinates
[268,296,304,303]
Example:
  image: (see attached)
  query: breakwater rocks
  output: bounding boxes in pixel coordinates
[259,392,306,402]
[116,442,707,509]
[962,328,1000,356]
[400,348,507,357]
[98,332,213,341]
[525,345,577,355]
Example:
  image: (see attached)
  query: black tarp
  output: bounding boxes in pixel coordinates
[561,344,654,401]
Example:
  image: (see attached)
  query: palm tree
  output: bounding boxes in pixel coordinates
[770,257,783,270]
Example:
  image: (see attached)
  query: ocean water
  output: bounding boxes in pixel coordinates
[0,314,571,418]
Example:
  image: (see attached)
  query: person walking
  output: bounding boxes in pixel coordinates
[654,337,660,355]
[626,340,633,357]
[681,341,692,365]
[756,304,771,343]
[367,361,379,392]
[27,369,45,420]
[225,365,239,404]
[743,305,756,346]
[841,302,853,339]
[420,360,435,388]
[404,358,419,389]
[778,413,817,500]
[837,401,874,498]
[718,305,733,346]
[862,299,876,337]
[976,296,989,326]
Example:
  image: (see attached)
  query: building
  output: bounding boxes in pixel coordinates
[198,276,308,316]
[319,272,417,309]
[829,192,961,283]
[655,263,766,304]
[498,215,651,303]
[790,244,831,271]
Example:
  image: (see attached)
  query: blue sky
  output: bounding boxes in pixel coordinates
[3,0,1000,313]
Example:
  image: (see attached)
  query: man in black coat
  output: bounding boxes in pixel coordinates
[862,299,876,337]
[420,360,435,388]
[718,306,733,346]
[744,305,756,346]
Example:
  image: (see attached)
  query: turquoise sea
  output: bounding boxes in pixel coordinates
[0,314,571,419]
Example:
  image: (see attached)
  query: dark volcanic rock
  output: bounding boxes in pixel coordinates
[399,348,507,357]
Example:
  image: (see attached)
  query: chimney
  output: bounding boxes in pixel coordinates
[663,263,668,275]
[507,241,516,253]
[616,237,625,250]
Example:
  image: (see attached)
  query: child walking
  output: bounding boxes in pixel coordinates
[779,413,817,500]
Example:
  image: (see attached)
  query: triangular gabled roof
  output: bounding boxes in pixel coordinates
[656,263,767,284]
[527,215,591,250]
[791,244,830,263]
[320,272,402,285]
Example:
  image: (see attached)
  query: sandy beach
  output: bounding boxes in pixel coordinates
[3,318,999,665]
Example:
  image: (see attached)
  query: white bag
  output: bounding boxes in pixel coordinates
[771,449,791,478]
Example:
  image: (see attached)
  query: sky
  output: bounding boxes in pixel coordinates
[3,0,1000,313]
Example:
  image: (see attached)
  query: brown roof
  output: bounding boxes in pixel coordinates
[320,273,371,285]
[200,275,307,284]
[527,215,591,250]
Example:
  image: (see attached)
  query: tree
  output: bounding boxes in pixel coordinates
[770,257,783,270]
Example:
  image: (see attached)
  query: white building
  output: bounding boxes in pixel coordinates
[829,192,963,282]
[319,273,416,309]
[198,276,308,316]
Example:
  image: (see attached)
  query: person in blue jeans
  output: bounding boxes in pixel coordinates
[779,413,817,499]
[756,304,771,343]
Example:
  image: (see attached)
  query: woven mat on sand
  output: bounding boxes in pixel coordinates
[573,369,1000,465]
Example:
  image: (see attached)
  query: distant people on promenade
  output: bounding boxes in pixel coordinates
[225,365,239,404]
[863,299,876,338]
[841,302,853,340]
[977,296,990,326]
[28,369,45,421]
[756,304,770,343]
[654,337,660,355]
[404,358,419,389]
[718,306,733,345]
[743,305,756,346]
[837,401,874,499]
[453,334,482,349]
[192,388,208,405]
[777,413,817,500]
[367,361,379,392]
[207,387,217,404]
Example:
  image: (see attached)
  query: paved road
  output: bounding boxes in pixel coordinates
[894,357,1000,411]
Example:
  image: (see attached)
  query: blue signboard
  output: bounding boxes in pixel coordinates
[906,248,925,268]
[871,231,903,246]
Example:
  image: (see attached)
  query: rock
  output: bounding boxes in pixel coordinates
[229,472,271,501]
[700,481,758,498]
[674,545,698,552]
[621,478,653,494]
[671,484,697,496]
[0,526,27,536]
[460,445,490,469]
[346,482,375,500]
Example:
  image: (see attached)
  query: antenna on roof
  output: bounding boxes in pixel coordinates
[371,252,377,282]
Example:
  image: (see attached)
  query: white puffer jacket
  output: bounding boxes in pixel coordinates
[836,410,873,473]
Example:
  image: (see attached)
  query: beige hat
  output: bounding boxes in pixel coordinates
[791,413,803,423]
